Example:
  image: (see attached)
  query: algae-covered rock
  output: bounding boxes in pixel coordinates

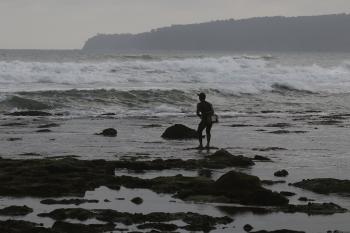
[212,171,289,206]
[137,222,178,231]
[52,221,115,233]
[207,149,254,167]
[281,202,347,215]
[6,111,52,116]
[274,169,289,177]
[0,205,33,216]
[252,230,305,233]
[39,208,233,231]
[0,220,56,233]
[0,158,120,197]
[41,199,98,205]
[293,178,350,194]
[161,124,198,139]
[131,197,143,205]
[98,128,117,137]
[38,208,94,221]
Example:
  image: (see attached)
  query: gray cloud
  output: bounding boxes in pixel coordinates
[1,0,350,49]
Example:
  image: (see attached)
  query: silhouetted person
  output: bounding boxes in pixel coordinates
[196,93,214,148]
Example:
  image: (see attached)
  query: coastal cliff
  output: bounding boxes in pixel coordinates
[83,14,350,52]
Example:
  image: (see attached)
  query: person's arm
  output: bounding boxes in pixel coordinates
[196,104,202,118]
[209,103,214,115]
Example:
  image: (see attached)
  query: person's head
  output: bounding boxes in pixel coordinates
[198,92,206,102]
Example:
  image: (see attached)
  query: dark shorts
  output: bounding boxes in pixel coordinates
[198,117,213,133]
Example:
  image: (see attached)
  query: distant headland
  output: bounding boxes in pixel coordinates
[82,14,350,52]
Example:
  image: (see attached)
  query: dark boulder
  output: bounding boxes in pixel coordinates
[0,206,33,216]
[274,170,289,177]
[244,224,254,232]
[293,178,350,194]
[252,230,305,233]
[281,202,347,215]
[137,223,178,231]
[52,221,115,233]
[6,111,52,116]
[280,191,296,197]
[161,124,198,139]
[254,155,272,161]
[41,199,98,205]
[0,220,55,233]
[37,129,52,133]
[131,197,143,205]
[98,128,117,137]
[208,149,255,167]
[213,171,289,206]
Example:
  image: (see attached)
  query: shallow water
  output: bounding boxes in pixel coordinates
[1,51,350,232]
[0,112,350,232]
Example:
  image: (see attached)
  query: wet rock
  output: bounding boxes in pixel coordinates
[0,155,254,199]
[38,208,94,221]
[6,111,52,116]
[142,124,162,128]
[114,149,254,171]
[212,171,289,206]
[180,212,233,232]
[1,122,26,126]
[253,147,287,152]
[52,221,115,233]
[161,124,198,139]
[101,112,116,116]
[280,202,347,215]
[208,149,254,167]
[298,197,314,202]
[261,110,281,114]
[20,152,42,156]
[0,158,120,197]
[97,128,117,137]
[280,191,296,197]
[261,180,286,185]
[38,123,60,128]
[198,169,213,178]
[40,208,233,231]
[41,199,98,205]
[131,197,143,205]
[293,178,350,194]
[0,205,33,216]
[269,130,307,134]
[253,155,272,162]
[230,124,254,127]
[244,224,254,232]
[219,202,346,216]
[137,223,178,231]
[265,123,291,128]
[218,206,272,215]
[308,120,343,125]
[37,129,52,133]
[7,138,22,141]
[0,220,55,233]
[274,170,289,177]
[251,230,305,233]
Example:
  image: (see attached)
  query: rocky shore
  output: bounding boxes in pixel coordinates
[1,110,350,232]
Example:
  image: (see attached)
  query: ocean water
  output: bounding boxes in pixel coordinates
[1,50,350,232]
[1,50,350,117]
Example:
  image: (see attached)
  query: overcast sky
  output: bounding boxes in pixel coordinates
[1,0,350,49]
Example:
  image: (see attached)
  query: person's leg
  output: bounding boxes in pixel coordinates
[197,121,205,148]
[205,123,212,148]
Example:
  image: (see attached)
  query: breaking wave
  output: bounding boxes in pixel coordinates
[1,53,350,117]
[1,55,350,95]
